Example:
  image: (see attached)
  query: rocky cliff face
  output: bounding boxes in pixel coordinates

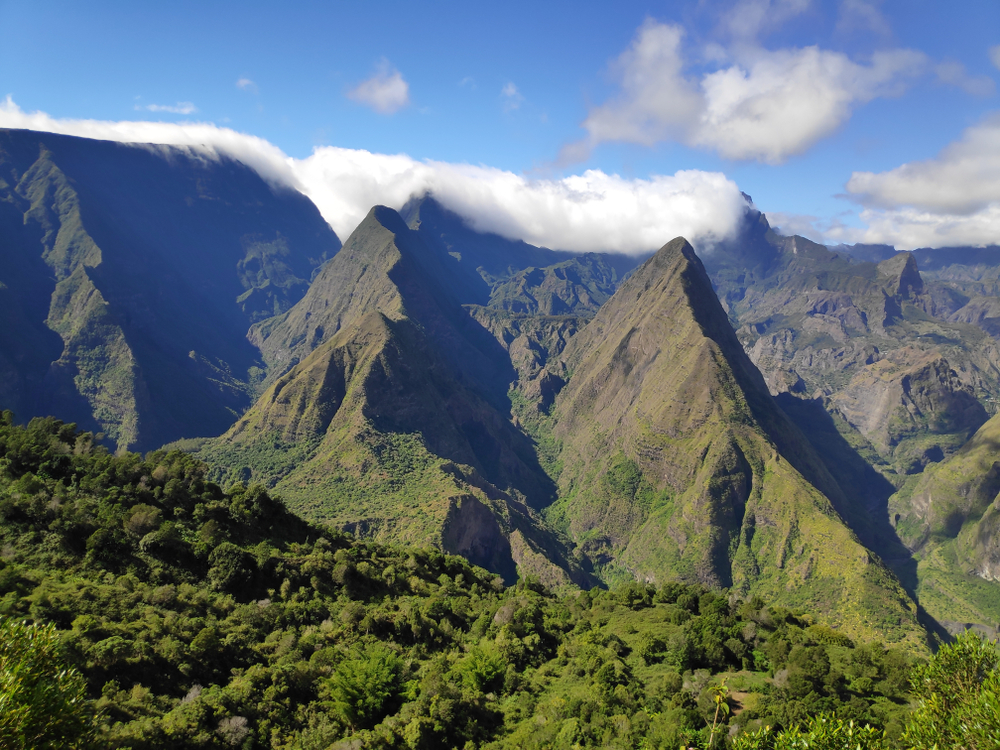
[830,353,987,473]
[708,214,1000,482]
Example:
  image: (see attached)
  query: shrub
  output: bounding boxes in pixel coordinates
[0,617,96,749]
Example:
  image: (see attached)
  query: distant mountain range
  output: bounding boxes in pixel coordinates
[4,127,1000,645]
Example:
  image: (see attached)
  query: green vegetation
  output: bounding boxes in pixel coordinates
[0,617,97,749]
[902,629,1000,748]
[508,387,563,481]
[547,238,925,647]
[0,412,957,748]
[4,412,1000,748]
[888,412,1000,630]
[0,128,340,452]
[487,256,621,315]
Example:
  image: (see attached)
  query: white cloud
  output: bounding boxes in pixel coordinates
[832,114,1000,248]
[698,47,923,162]
[583,22,702,147]
[836,0,892,37]
[236,78,258,93]
[346,59,410,115]
[295,147,747,253]
[934,60,995,97]
[990,45,1000,72]
[0,97,748,254]
[501,82,524,111]
[847,114,1000,215]
[1,96,298,188]
[578,19,926,163]
[135,101,198,115]
[826,206,1000,250]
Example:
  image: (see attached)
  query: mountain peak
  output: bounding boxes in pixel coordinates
[549,231,923,644]
[877,251,924,297]
[369,203,411,236]
[578,235,750,377]
[652,235,699,265]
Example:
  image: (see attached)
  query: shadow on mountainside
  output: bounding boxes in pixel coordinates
[775,393,951,645]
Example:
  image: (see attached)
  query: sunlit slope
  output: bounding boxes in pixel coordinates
[550,237,923,645]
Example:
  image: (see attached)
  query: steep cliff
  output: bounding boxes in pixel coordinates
[0,128,340,450]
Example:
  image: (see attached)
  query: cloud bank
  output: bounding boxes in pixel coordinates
[835,113,1000,249]
[0,97,747,254]
[4,96,991,252]
[294,147,747,252]
[575,19,925,164]
[347,59,410,115]
[1,96,299,188]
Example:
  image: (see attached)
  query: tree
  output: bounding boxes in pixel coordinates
[706,680,731,748]
[902,629,1000,750]
[323,643,404,730]
[459,641,506,693]
[0,617,96,749]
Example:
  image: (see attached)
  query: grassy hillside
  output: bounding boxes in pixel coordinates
[889,412,1000,633]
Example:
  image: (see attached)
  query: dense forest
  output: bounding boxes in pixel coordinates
[0,412,998,749]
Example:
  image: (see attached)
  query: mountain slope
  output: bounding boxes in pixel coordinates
[487,255,625,315]
[548,237,923,645]
[888,412,1000,634]
[197,207,587,586]
[250,205,514,397]
[0,128,340,450]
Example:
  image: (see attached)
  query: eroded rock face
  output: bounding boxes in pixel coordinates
[964,502,1000,582]
[877,253,924,298]
[718,224,1000,479]
[831,353,987,472]
[441,494,517,584]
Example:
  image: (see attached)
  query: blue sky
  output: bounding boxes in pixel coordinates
[1,0,998,251]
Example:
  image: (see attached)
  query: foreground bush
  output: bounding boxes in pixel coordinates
[0,617,97,749]
[902,629,1000,750]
